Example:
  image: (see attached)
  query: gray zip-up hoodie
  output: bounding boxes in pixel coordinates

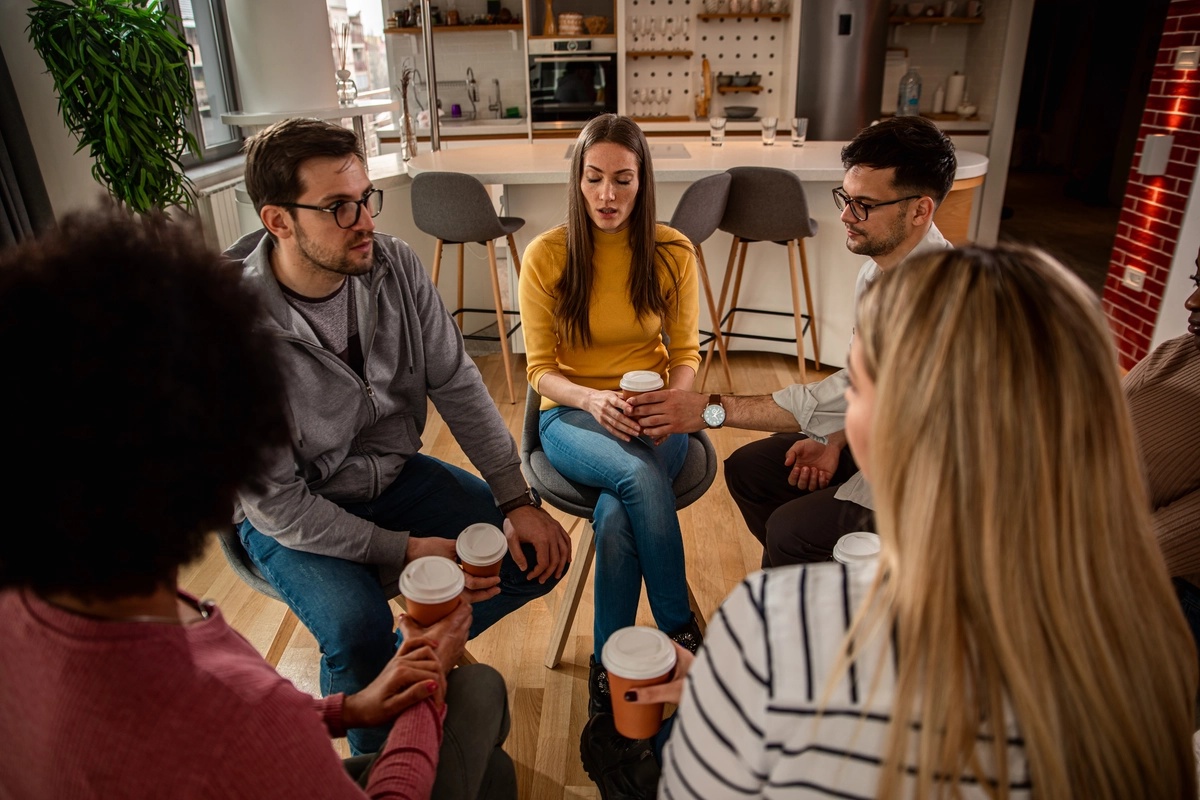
[227,230,526,569]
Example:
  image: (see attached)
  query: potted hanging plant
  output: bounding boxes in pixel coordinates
[26,0,200,214]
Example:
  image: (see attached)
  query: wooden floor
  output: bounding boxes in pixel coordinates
[179,349,836,799]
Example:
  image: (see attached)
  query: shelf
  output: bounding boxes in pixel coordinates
[630,115,692,123]
[697,12,790,20]
[527,33,618,39]
[887,16,983,24]
[716,85,763,93]
[385,24,524,33]
[627,50,694,58]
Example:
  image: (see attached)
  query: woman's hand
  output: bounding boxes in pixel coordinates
[625,643,695,706]
[582,389,643,442]
[397,597,472,677]
[342,641,445,725]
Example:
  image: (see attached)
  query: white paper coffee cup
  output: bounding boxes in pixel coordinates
[620,370,664,397]
[399,555,465,625]
[456,523,508,577]
[832,531,881,564]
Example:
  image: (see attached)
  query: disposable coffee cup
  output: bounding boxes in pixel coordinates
[619,370,664,399]
[832,531,881,564]
[601,626,677,739]
[456,522,508,578]
[399,555,465,625]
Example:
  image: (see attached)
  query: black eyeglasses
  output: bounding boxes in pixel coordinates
[277,189,384,229]
[832,187,921,221]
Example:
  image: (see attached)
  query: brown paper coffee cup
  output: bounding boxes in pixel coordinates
[601,626,677,739]
[399,555,465,625]
[619,370,664,400]
[456,523,507,578]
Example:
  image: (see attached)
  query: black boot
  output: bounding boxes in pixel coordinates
[667,614,704,654]
[589,654,613,717]
[580,712,661,800]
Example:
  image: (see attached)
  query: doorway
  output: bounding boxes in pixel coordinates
[997,0,1169,296]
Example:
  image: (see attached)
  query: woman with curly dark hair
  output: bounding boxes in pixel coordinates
[0,204,513,799]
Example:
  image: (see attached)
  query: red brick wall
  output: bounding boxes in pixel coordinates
[1101,0,1200,370]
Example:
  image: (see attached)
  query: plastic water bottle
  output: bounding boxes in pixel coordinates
[897,66,922,117]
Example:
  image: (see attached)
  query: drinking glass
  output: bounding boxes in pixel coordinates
[709,116,727,146]
[791,117,808,146]
[760,116,778,145]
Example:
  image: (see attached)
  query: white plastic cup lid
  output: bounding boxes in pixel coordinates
[456,523,508,566]
[619,370,664,392]
[833,531,881,564]
[399,556,465,604]
[601,626,677,679]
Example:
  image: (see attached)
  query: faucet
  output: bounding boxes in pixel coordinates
[466,67,479,103]
[487,78,503,119]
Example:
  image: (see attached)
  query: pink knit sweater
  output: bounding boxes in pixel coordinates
[0,588,441,799]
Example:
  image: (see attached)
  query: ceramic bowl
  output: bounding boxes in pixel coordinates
[725,105,757,118]
[716,73,733,87]
[956,103,978,118]
[747,73,762,86]
[731,74,752,86]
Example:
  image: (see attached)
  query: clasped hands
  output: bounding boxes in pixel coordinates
[342,597,472,728]
[587,388,701,445]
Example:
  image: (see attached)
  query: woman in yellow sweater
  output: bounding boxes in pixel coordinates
[518,114,701,718]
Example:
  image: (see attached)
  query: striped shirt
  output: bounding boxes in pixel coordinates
[659,562,1032,799]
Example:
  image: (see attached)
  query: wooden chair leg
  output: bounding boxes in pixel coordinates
[786,240,809,384]
[722,241,750,358]
[431,239,444,286]
[455,243,466,331]
[544,517,594,669]
[701,236,742,391]
[506,233,522,276]
[797,238,820,369]
[696,247,733,389]
[486,240,517,405]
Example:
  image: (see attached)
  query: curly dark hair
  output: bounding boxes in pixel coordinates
[841,116,957,205]
[0,203,289,601]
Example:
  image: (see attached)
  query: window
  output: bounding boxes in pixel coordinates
[163,0,244,164]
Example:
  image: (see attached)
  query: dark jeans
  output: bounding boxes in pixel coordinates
[345,663,517,799]
[724,433,874,567]
[1172,577,1200,726]
[240,455,560,755]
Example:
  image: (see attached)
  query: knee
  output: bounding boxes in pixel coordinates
[723,444,766,502]
[315,603,396,670]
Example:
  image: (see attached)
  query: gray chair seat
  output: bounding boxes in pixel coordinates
[521,384,716,669]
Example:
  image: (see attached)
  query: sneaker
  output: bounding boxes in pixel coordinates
[667,614,704,654]
[579,712,661,800]
[589,655,613,717]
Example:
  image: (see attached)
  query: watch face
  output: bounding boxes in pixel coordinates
[703,404,725,427]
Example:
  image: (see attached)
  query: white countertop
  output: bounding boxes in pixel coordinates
[382,140,987,185]
[221,98,400,127]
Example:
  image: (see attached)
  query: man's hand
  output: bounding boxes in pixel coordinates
[397,597,472,677]
[626,643,695,707]
[504,505,572,583]
[784,432,845,492]
[625,389,707,438]
[343,640,444,725]
[405,535,501,603]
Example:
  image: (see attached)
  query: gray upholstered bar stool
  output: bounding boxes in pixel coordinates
[411,171,525,404]
[665,172,734,389]
[707,166,821,385]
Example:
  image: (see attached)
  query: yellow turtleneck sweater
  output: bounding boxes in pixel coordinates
[519,224,701,410]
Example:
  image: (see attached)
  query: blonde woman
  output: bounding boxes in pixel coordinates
[647,244,1197,798]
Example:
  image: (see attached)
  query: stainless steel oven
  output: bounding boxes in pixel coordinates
[528,39,618,131]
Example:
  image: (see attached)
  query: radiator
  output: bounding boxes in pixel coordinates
[197,180,244,252]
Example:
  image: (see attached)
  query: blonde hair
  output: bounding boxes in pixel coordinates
[847,244,1197,798]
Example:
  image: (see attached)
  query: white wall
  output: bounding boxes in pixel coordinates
[1,2,109,216]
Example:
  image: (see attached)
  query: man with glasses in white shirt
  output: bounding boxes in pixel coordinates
[628,115,957,568]
[225,117,571,762]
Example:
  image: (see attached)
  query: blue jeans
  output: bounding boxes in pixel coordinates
[539,406,691,660]
[238,454,559,755]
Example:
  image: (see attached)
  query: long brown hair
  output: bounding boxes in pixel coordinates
[844,244,1197,798]
[556,114,688,347]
